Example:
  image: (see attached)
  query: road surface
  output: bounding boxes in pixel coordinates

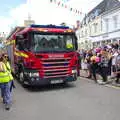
[0,77,120,120]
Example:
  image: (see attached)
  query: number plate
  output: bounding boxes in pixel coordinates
[50,80,63,84]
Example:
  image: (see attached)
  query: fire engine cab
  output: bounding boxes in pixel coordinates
[6,24,79,86]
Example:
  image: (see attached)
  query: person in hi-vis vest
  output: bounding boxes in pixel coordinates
[0,54,13,110]
[66,43,73,49]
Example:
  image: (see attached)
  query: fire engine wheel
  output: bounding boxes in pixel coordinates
[19,72,25,84]
[19,72,28,88]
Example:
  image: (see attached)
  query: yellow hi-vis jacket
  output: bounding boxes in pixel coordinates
[6,61,13,81]
[66,43,73,49]
[0,62,11,83]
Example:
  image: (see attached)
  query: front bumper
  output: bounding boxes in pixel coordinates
[24,75,77,86]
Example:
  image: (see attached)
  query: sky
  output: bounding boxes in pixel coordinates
[0,0,103,33]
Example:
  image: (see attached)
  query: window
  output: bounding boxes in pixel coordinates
[89,26,91,35]
[113,15,118,29]
[90,13,95,21]
[101,20,103,31]
[105,18,109,32]
[94,23,98,33]
[32,34,76,52]
[94,9,99,17]
[85,29,88,36]
[16,33,29,51]
[81,31,83,37]
[16,40,28,51]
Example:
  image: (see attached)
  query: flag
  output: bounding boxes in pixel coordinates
[62,0,70,2]
[65,5,67,8]
[50,0,82,15]
[70,8,72,11]
[58,1,60,5]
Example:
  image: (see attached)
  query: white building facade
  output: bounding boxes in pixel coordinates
[76,0,120,50]
[76,15,102,49]
[92,6,120,46]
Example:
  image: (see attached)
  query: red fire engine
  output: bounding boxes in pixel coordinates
[6,24,79,86]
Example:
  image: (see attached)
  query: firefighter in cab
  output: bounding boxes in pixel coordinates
[66,43,73,49]
[0,53,14,110]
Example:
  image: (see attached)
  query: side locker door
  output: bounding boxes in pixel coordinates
[7,43,14,69]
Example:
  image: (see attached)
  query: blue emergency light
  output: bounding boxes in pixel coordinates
[30,24,70,29]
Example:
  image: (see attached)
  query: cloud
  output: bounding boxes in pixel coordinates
[0,0,103,32]
[10,3,28,26]
[0,16,13,32]
[9,0,80,25]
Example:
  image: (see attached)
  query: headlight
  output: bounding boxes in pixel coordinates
[72,70,77,74]
[29,72,39,77]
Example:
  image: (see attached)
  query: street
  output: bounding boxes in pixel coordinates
[0,77,120,120]
[0,0,120,119]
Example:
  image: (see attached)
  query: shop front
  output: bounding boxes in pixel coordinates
[91,30,120,47]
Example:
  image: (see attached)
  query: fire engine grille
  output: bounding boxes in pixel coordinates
[41,58,71,78]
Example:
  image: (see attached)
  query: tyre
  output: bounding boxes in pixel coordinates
[19,71,29,88]
[19,72,24,83]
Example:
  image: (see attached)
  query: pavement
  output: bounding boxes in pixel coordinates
[80,69,120,87]
[0,77,120,120]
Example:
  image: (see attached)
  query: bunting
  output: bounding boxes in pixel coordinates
[50,0,82,15]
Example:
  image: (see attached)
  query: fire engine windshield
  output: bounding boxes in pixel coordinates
[31,33,76,53]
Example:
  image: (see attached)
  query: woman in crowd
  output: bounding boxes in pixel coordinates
[98,50,110,83]
[115,49,120,84]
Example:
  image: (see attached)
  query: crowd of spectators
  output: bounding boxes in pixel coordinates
[78,43,120,85]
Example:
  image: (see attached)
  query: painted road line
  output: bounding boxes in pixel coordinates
[105,84,120,90]
[80,77,120,90]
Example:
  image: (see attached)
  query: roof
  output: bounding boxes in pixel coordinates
[81,0,120,25]
[88,0,120,16]
[7,25,74,39]
[17,27,74,35]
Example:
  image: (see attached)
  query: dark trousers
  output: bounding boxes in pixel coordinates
[116,69,120,83]
[91,63,98,81]
[0,81,12,105]
[99,67,108,82]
